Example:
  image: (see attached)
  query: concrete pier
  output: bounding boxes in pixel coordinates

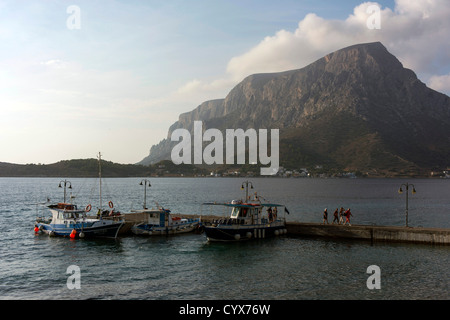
[286,222,450,245]
[118,212,450,245]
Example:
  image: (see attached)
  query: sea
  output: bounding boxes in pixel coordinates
[0,177,449,303]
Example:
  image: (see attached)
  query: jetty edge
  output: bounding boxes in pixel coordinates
[286,222,450,245]
[117,213,449,245]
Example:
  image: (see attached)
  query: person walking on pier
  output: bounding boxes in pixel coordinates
[343,208,353,226]
[332,208,339,224]
[339,207,345,224]
[323,208,329,224]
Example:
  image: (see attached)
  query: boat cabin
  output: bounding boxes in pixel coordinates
[228,204,259,225]
[141,209,181,228]
[48,202,85,221]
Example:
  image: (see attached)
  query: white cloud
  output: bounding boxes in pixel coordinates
[428,74,450,94]
[179,0,450,98]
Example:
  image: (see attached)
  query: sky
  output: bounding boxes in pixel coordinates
[1,0,449,165]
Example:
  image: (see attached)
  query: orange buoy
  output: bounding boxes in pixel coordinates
[34,226,39,233]
[70,229,77,239]
[108,201,114,208]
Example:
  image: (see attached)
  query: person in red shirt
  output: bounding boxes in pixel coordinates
[343,208,353,226]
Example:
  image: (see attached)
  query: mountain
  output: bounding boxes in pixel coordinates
[139,42,450,176]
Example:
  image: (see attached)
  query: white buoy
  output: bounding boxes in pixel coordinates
[79,232,85,238]
[274,230,279,236]
[246,232,252,239]
[234,234,241,240]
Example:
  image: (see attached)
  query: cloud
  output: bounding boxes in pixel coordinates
[41,59,67,68]
[177,78,235,97]
[428,74,450,94]
[179,0,450,98]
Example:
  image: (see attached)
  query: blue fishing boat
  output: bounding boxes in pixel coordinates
[35,202,124,238]
[202,181,288,241]
[34,153,124,239]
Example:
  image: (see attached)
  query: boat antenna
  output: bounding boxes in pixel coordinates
[241,180,254,201]
[98,152,102,210]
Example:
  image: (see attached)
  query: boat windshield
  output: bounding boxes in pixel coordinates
[231,207,240,218]
[230,207,250,218]
[64,211,81,219]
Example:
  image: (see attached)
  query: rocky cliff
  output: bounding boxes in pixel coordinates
[139,42,450,174]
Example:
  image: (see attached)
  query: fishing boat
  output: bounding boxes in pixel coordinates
[35,202,123,238]
[34,153,124,239]
[129,179,200,236]
[130,207,200,236]
[202,181,289,241]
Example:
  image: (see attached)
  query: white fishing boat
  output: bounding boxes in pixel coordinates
[34,153,124,239]
[202,181,289,241]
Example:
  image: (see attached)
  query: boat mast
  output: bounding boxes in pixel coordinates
[98,152,102,210]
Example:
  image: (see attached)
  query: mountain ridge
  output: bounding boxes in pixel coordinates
[140,42,450,174]
[0,159,209,177]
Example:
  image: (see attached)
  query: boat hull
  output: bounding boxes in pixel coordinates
[131,220,199,236]
[204,223,287,241]
[36,220,124,238]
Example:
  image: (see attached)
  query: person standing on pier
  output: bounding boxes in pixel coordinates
[323,208,329,224]
[268,207,273,222]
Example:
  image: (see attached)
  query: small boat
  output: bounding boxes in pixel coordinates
[129,179,200,236]
[130,207,200,236]
[202,181,289,241]
[34,153,124,239]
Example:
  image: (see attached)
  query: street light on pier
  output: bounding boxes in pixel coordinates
[139,179,151,209]
[241,181,253,201]
[398,183,416,227]
[58,179,72,203]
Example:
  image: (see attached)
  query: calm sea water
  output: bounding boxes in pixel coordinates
[0,177,449,300]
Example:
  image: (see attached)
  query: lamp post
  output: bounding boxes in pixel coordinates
[139,179,151,209]
[241,180,253,201]
[398,183,416,227]
[58,179,72,203]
